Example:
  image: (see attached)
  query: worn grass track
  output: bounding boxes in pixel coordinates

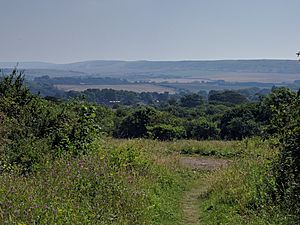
[179,156,230,225]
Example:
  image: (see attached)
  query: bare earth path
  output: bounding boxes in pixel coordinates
[179,156,231,225]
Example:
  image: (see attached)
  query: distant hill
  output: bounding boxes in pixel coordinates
[1,60,300,82]
[0,61,56,69]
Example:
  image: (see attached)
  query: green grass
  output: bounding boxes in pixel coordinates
[107,138,241,158]
[197,139,294,225]
[169,139,241,158]
[0,138,195,224]
[0,138,293,224]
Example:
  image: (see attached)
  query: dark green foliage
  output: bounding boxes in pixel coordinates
[261,87,297,135]
[114,106,158,138]
[2,138,50,174]
[0,69,32,107]
[220,103,261,140]
[205,104,230,116]
[187,118,220,140]
[208,90,248,105]
[266,88,300,219]
[180,93,204,107]
[148,124,186,141]
[49,104,99,156]
[0,112,8,147]
[67,88,170,106]
[0,70,111,173]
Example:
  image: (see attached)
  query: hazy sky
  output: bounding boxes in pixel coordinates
[1,0,299,63]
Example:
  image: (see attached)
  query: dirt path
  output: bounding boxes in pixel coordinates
[179,156,230,225]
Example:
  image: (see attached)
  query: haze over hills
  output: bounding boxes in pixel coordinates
[1,60,300,83]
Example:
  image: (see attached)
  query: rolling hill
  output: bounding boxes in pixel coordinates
[1,60,300,82]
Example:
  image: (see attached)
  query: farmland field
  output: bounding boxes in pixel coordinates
[149,72,300,83]
[55,84,176,93]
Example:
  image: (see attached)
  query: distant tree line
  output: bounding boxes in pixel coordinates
[34,75,130,85]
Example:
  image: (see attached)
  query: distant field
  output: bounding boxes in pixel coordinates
[148,78,212,83]
[55,84,176,93]
[149,72,300,83]
[204,72,300,83]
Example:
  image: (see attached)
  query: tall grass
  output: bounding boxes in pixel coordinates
[1,138,288,224]
[198,138,295,225]
[0,138,194,224]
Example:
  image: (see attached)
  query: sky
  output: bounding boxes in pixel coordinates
[0,0,299,63]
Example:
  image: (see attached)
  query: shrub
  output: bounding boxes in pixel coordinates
[187,118,220,140]
[0,71,101,173]
[114,106,158,138]
[148,124,186,141]
[268,88,300,219]
[220,104,261,140]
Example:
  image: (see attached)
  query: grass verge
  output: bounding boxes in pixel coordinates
[197,138,295,225]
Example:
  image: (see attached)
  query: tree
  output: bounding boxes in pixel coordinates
[180,93,204,108]
[208,90,248,105]
[266,87,300,216]
[114,107,158,138]
[187,117,220,140]
[219,103,261,139]
[260,87,296,135]
[148,124,186,141]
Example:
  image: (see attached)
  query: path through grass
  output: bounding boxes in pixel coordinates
[179,156,230,225]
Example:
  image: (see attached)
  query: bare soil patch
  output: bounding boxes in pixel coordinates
[179,156,231,170]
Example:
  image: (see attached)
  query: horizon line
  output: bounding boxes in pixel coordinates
[0,57,297,65]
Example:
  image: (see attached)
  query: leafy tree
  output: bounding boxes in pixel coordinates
[0,70,103,172]
[266,88,300,217]
[219,103,261,139]
[208,90,248,105]
[0,69,33,118]
[114,107,158,138]
[187,117,220,140]
[180,93,204,108]
[260,87,296,135]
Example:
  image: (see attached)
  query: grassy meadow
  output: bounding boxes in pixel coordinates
[0,137,290,224]
[0,138,193,224]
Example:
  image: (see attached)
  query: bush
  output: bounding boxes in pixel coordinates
[0,71,103,173]
[49,104,99,156]
[113,106,158,138]
[268,88,300,219]
[148,124,186,141]
[187,118,220,140]
[220,104,261,140]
